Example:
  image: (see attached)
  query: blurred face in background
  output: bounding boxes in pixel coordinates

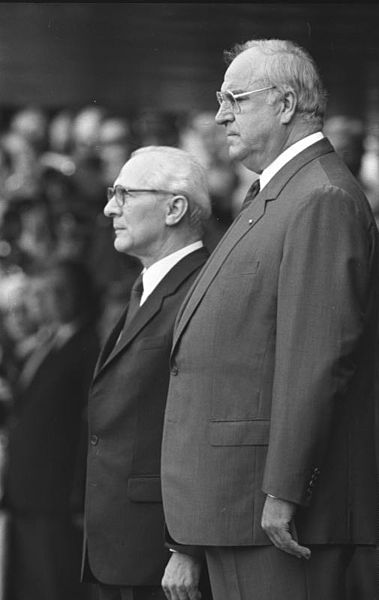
[323,117,365,178]
[48,111,74,155]
[71,106,105,159]
[26,276,57,330]
[98,118,131,186]
[44,269,75,325]
[1,276,41,342]
[10,107,48,154]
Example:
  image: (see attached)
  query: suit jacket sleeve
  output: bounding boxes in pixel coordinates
[164,525,204,560]
[262,185,378,506]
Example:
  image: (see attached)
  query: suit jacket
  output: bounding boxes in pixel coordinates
[4,323,99,514]
[84,247,208,586]
[161,138,379,547]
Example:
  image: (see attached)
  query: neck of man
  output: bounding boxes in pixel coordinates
[281,121,321,153]
[246,121,321,174]
[138,232,201,269]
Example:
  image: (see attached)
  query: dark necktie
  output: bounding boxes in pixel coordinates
[115,273,144,348]
[240,178,260,211]
[124,273,144,328]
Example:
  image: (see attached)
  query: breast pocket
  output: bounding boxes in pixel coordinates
[138,335,168,350]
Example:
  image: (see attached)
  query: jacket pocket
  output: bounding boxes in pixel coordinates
[138,336,168,350]
[127,476,162,502]
[222,261,260,277]
[209,419,270,446]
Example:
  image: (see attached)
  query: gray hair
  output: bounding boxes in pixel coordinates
[131,146,211,235]
[225,39,327,128]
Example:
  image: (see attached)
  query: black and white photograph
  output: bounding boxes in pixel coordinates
[0,4,377,600]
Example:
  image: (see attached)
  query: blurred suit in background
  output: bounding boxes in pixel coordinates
[3,260,100,600]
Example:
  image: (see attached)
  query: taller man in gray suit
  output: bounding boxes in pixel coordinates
[161,39,379,600]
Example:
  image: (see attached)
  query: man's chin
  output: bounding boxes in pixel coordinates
[227,144,247,163]
[113,239,130,255]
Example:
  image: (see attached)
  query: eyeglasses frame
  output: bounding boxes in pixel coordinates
[107,185,178,209]
[216,85,275,114]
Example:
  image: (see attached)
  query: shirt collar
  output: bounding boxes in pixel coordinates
[141,241,203,305]
[260,131,324,191]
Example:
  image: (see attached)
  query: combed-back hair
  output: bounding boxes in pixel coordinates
[224,39,327,128]
[131,146,211,236]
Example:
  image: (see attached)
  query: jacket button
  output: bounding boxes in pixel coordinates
[90,434,99,446]
[171,365,178,376]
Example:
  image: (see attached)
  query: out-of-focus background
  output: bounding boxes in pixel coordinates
[0,4,378,600]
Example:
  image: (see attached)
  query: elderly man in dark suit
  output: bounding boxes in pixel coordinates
[83,146,210,600]
[161,39,379,600]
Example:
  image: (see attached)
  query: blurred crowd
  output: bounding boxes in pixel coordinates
[0,103,249,600]
[0,103,378,598]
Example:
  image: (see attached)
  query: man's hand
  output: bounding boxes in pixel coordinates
[261,495,311,559]
[162,551,202,600]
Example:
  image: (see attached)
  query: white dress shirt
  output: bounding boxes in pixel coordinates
[260,131,324,191]
[140,241,204,305]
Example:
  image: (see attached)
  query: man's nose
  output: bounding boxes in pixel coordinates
[215,103,234,125]
[104,196,121,218]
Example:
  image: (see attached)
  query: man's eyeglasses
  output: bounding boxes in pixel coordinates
[107,185,177,208]
[216,86,275,114]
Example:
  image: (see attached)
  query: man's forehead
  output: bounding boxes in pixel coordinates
[115,155,151,185]
[222,48,264,91]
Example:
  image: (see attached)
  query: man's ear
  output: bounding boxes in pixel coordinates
[165,195,189,226]
[279,89,297,124]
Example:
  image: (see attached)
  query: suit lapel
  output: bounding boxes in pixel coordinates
[173,197,266,346]
[173,138,335,349]
[93,309,127,377]
[93,247,208,380]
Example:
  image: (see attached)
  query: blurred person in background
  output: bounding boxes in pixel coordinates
[48,109,75,157]
[16,196,56,273]
[0,203,28,274]
[325,113,379,600]
[135,110,180,147]
[70,105,106,216]
[180,111,240,250]
[71,105,105,161]
[0,272,40,428]
[10,107,49,157]
[85,113,141,293]
[98,116,132,187]
[0,143,13,202]
[39,109,76,180]
[324,114,379,223]
[324,116,379,599]
[0,272,41,372]
[2,259,100,600]
[1,131,41,201]
[0,272,39,598]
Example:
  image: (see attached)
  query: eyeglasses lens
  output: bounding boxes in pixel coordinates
[107,186,125,207]
[217,91,239,113]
